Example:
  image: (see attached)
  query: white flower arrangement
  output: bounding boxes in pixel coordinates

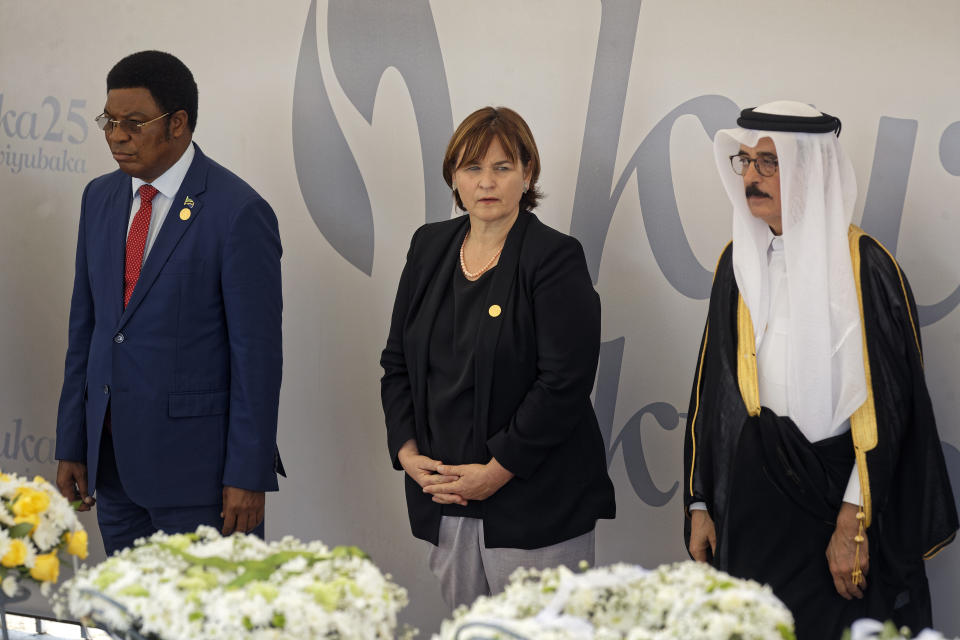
[0,469,88,598]
[434,561,796,640]
[846,619,960,640]
[54,526,410,640]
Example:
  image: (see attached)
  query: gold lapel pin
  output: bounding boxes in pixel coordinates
[179,208,191,221]
[488,304,502,318]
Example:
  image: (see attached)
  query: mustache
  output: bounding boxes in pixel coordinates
[745,184,771,199]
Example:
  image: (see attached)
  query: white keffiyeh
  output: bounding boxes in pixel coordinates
[713,100,867,442]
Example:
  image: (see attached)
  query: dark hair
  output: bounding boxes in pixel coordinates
[107,50,198,132]
[442,106,543,212]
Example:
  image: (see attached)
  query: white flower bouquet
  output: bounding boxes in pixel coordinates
[435,561,795,640]
[54,526,409,640]
[0,470,88,598]
[845,619,960,640]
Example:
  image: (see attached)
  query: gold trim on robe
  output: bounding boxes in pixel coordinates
[848,225,879,528]
[924,532,957,560]
[736,296,761,418]
[688,322,709,499]
[688,241,733,500]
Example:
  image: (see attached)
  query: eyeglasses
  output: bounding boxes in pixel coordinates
[730,153,779,177]
[95,112,170,135]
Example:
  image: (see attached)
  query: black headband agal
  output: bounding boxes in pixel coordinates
[737,107,842,136]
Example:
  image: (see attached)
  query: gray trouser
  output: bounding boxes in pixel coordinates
[428,515,595,609]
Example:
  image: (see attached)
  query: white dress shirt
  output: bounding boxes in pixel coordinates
[127,143,195,265]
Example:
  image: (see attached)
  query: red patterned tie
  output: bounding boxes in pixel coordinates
[123,184,159,307]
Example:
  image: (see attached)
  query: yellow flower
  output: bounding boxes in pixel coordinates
[29,553,58,583]
[13,514,39,535]
[65,530,88,560]
[11,487,49,517]
[0,473,9,481]
[1,540,27,567]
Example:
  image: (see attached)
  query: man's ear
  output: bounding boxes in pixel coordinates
[169,110,190,139]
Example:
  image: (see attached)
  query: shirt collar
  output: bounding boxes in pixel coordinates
[767,226,784,253]
[131,142,196,200]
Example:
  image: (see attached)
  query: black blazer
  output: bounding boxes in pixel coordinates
[381,211,616,549]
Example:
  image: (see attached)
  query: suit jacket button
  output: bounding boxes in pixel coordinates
[114,333,125,344]
[103,384,110,395]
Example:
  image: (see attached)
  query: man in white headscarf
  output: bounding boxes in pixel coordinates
[683,101,957,639]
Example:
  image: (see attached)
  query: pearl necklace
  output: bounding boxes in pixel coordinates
[459,231,504,279]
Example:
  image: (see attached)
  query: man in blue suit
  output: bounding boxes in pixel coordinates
[55,51,283,554]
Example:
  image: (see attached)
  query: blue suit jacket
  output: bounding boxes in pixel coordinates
[56,144,283,508]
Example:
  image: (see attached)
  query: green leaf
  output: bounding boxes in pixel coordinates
[188,612,204,622]
[150,543,365,597]
[271,612,286,629]
[706,579,734,593]
[247,581,279,603]
[183,566,219,588]
[305,583,341,611]
[224,551,314,590]
[118,585,150,597]
[242,616,254,631]
[177,576,212,592]
[164,534,196,552]
[94,570,123,590]
[157,543,240,571]
[777,623,797,640]
[330,545,369,560]
[8,523,33,538]
[69,500,82,510]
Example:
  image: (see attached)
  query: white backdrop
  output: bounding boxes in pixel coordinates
[1,0,958,634]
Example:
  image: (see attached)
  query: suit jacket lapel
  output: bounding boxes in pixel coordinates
[473,212,530,443]
[107,175,134,324]
[118,147,209,329]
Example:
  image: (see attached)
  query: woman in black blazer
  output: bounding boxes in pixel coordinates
[380,107,615,608]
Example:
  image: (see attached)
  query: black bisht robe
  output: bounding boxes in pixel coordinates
[683,228,957,640]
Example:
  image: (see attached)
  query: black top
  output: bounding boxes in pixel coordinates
[381,212,616,549]
[426,262,496,518]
